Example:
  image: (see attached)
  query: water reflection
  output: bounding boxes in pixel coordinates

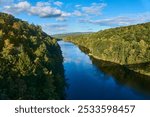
[90,57,150,96]
[59,41,150,100]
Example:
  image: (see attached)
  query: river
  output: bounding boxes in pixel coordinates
[58,41,150,100]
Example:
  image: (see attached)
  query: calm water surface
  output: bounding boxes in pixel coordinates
[58,41,150,100]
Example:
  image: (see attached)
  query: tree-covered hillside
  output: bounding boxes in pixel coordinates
[64,22,150,76]
[0,12,65,99]
[52,32,93,40]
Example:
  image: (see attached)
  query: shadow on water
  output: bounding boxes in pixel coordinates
[79,46,150,97]
[91,57,150,96]
[54,41,150,99]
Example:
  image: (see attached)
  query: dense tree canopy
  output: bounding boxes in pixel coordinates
[64,22,150,76]
[0,12,65,99]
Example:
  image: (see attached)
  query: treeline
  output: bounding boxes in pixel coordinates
[52,32,93,40]
[64,22,150,76]
[0,12,65,99]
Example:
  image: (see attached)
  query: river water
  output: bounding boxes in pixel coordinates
[58,41,150,100]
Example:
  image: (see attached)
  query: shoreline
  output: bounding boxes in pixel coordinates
[64,40,150,77]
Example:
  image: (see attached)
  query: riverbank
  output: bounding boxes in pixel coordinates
[64,40,150,77]
[58,41,150,99]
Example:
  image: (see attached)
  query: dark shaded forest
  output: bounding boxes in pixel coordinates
[0,12,65,99]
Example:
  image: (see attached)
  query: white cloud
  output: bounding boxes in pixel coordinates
[55,12,71,22]
[82,3,107,15]
[56,17,67,22]
[72,2,106,17]
[15,1,30,11]
[80,17,135,26]
[72,10,82,17]
[36,1,50,7]
[75,4,81,8]
[54,1,63,7]
[79,13,150,26]
[4,1,30,13]
[42,23,68,34]
[3,1,70,18]
[61,12,71,17]
[43,23,67,29]
[29,5,62,18]
[71,2,107,18]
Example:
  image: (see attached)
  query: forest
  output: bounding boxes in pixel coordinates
[52,32,92,40]
[64,22,150,76]
[0,12,65,99]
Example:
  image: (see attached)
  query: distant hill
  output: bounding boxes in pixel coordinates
[64,22,150,76]
[0,12,65,99]
[52,32,93,40]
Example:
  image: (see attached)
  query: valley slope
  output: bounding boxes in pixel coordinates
[64,22,150,76]
[0,12,65,99]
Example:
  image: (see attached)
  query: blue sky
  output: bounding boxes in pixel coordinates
[0,0,150,34]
